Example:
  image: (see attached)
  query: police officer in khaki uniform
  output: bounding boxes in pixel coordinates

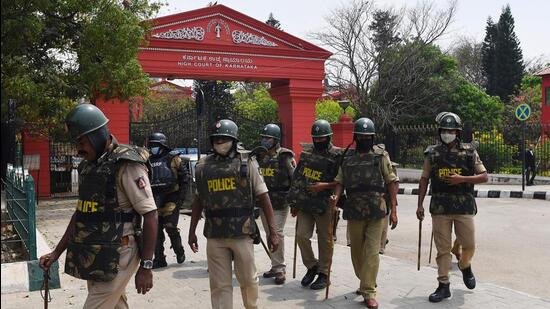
[330,118,398,309]
[416,112,488,303]
[379,161,399,255]
[289,119,342,290]
[257,124,296,284]
[188,119,279,309]
[147,132,190,268]
[39,104,158,308]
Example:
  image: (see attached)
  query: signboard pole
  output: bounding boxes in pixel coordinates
[521,121,526,191]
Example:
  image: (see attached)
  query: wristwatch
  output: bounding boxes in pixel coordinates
[140,259,154,270]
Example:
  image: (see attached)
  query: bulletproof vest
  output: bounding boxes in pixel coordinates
[341,146,387,220]
[196,152,254,239]
[288,144,342,215]
[65,143,146,282]
[150,150,178,194]
[258,147,294,210]
[427,143,477,215]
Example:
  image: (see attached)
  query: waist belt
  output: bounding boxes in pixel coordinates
[75,212,136,223]
[346,185,386,194]
[205,208,253,218]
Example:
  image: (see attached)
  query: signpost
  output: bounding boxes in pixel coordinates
[515,103,531,191]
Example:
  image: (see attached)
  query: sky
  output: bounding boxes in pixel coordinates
[159,0,548,61]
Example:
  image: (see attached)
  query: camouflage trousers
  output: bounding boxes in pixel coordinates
[154,192,183,259]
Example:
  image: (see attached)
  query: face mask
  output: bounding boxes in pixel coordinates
[150,147,161,155]
[440,133,456,144]
[313,140,330,151]
[261,139,275,150]
[213,141,233,156]
[356,138,373,151]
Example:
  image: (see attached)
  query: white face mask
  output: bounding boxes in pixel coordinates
[213,141,233,156]
[440,133,456,144]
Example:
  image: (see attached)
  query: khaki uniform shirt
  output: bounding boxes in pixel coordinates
[421,148,487,179]
[335,150,399,185]
[116,162,157,236]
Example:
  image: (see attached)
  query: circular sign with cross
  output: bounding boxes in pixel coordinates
[515,103,531,121]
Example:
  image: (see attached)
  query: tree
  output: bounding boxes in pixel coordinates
[448,77,504,125]
[265,13,281,30]
[315,99,356,123]
[139,96,194,122]
[233,85,278,123]
[451,37,485,89]
[1,0,160,135]
[310,0,457,127]
[193,80,234,123]
[481,5,524,102]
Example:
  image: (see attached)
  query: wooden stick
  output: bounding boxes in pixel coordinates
[417,220,422,271]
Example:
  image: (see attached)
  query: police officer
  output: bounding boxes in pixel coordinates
[188,119,279,309]
[330,118,398,309]
[379,161,400,255]
[147,132,190,268]
[416,112,488,303]
[257,124,296,285]
[289,119,342,290]
[39,104,158,308]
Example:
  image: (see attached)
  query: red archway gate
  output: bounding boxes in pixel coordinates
[99,4,331,153]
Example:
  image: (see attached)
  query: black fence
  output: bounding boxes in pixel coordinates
[379,122,550,176]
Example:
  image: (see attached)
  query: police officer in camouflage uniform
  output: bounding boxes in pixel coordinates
[188,119,279,309]
[147,132,190,269]
[416,112,488,303]
[330,118,399,309]
[39,104,158,308]
[288,119,342,290]
[257,124,296,285]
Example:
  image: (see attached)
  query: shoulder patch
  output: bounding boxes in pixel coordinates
[373,143,386,155]
[135,176,147,189]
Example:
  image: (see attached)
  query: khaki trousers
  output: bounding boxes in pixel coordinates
[348,218,384,299]
[84,235,140,309]
[379,214,389,253]
[432,214,476,283]
[206,237,258,309]
[260,207,288,272]
[296,209,333,274]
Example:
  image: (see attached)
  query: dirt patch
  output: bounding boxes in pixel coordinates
[1,220,28,263]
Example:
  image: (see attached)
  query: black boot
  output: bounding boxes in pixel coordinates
[153,257,167,269]
[460,266,476,289]
[429,282,451,303]
[310,273,328,290]
[167,228,185,264]
[301,265,319,287]
[154,228,167,269]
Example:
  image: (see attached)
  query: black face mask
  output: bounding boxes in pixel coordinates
[313,140,330,152]
[356,138,373,152]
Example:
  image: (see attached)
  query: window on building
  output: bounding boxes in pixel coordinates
[546,87,550,106]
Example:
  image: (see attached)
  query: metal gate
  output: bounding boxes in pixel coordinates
[49,142,79,197]
[130,108,278,151]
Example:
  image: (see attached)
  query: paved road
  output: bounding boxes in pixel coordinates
[1,196,549,308]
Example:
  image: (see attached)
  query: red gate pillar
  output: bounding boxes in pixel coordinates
[22,131,50,198]
[94,97,130,144]
[269,79,323,154]
[332,113,354,148]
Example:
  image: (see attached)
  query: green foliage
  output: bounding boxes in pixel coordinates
[449,77,504,125]
[315,99,356,123]
[1,0,160,135]
[474,129,519,173]
[534,140,550,176]
[233,87,278,123]
[194,80,234,121]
